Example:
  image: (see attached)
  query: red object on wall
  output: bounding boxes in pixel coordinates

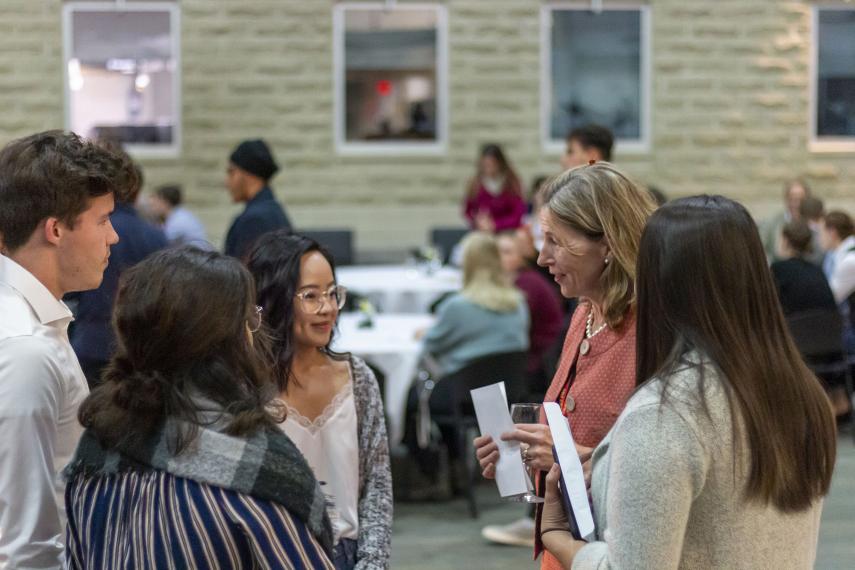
[376,79,392,96]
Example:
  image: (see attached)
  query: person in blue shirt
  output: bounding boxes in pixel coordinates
[149,184,211,248]
[69,157,167,387]
[224,139,292,259]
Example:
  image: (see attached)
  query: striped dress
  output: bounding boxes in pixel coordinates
[65,469,334,569]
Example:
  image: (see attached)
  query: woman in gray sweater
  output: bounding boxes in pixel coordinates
[542,196,837,569]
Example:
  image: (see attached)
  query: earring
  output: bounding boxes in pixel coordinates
[604,258,610,265]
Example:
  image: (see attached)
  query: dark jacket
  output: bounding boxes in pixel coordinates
[70,203,167,362]
[224,187,292,259]
[771,257,837,315]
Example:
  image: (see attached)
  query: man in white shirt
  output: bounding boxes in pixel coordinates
[0,131,124,568]
[820,210,855,305]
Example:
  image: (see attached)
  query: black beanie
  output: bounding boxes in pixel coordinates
[229,139,279,181]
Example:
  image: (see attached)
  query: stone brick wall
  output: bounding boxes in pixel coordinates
[1,0,853,257]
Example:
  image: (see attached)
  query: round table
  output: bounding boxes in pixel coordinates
[336,265,461,314]
[332,313,436,445]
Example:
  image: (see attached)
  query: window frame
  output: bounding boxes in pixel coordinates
[332,2,449,156]
[62,1,182,158]
[540,3,652,156]
[809,5,855,153]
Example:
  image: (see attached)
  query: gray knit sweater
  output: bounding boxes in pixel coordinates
[349,356,393,570]
[573,355,823,569]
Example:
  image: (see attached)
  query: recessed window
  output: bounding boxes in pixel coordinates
[811,7,855,152]
[333,3,448,155]
[63,2,181,157]
[541,5,651,154]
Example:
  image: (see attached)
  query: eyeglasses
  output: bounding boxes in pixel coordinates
[295,285,347,314]
[248,305,263,333]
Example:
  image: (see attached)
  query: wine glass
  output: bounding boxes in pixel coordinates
[508,403,545,504]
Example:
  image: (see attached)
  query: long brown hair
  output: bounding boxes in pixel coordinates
[79,247,282,454]
[466,143,522,199]
[544,162,656,329]
[636,195,836,512]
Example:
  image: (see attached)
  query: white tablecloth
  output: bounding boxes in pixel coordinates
[332,313,436,445]
[336,265,461,314]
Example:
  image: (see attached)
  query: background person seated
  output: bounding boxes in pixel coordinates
[496,230,564,400]
[421,232,529,379]
[771,220,837,316]
[405,233,528,468]
[771,220,846,420]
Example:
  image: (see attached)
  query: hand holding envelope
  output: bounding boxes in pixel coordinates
[470,382,529,498]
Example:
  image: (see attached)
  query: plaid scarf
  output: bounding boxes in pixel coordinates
[64,417,334,554]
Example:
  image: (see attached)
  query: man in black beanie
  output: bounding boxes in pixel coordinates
[223,139,292,259]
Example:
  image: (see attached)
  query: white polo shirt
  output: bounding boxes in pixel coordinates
[0,255,89,569]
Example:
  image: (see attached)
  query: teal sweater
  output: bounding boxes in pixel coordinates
[423,294,529,375]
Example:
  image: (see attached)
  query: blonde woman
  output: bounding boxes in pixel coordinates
[414,232,529,466]
[474,163,656,562]
[422,232,529,378]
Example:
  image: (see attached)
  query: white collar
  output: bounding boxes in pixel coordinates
[0,255,72,325]
[835,236,855,257]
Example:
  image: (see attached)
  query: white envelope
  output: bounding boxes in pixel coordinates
[470,382,529,497]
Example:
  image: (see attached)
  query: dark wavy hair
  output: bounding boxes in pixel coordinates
[78,247,282,453]
[636,195,836,512]
[246,230,345,392]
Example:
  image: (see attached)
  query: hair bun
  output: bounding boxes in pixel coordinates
[114,369,165,414]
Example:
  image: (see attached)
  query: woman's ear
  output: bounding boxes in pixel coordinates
[601,239,612,266]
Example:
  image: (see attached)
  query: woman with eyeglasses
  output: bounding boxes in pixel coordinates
[246,231,392,570]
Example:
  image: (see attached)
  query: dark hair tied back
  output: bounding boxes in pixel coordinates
[79,246,280,454]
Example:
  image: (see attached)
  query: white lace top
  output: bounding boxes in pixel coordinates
[279,377,360,542]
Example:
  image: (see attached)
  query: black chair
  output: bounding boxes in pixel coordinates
[298,229,355,266]
[429,227,469,265]
[420,351,528,518]
[786,308,854,442]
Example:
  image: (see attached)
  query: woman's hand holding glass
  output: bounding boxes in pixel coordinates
[474,423,555,479]
[475,428,594,489]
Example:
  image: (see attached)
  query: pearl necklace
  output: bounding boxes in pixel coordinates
[581,309,608,355]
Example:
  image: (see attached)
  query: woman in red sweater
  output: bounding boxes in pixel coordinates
[463,144,527,232]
